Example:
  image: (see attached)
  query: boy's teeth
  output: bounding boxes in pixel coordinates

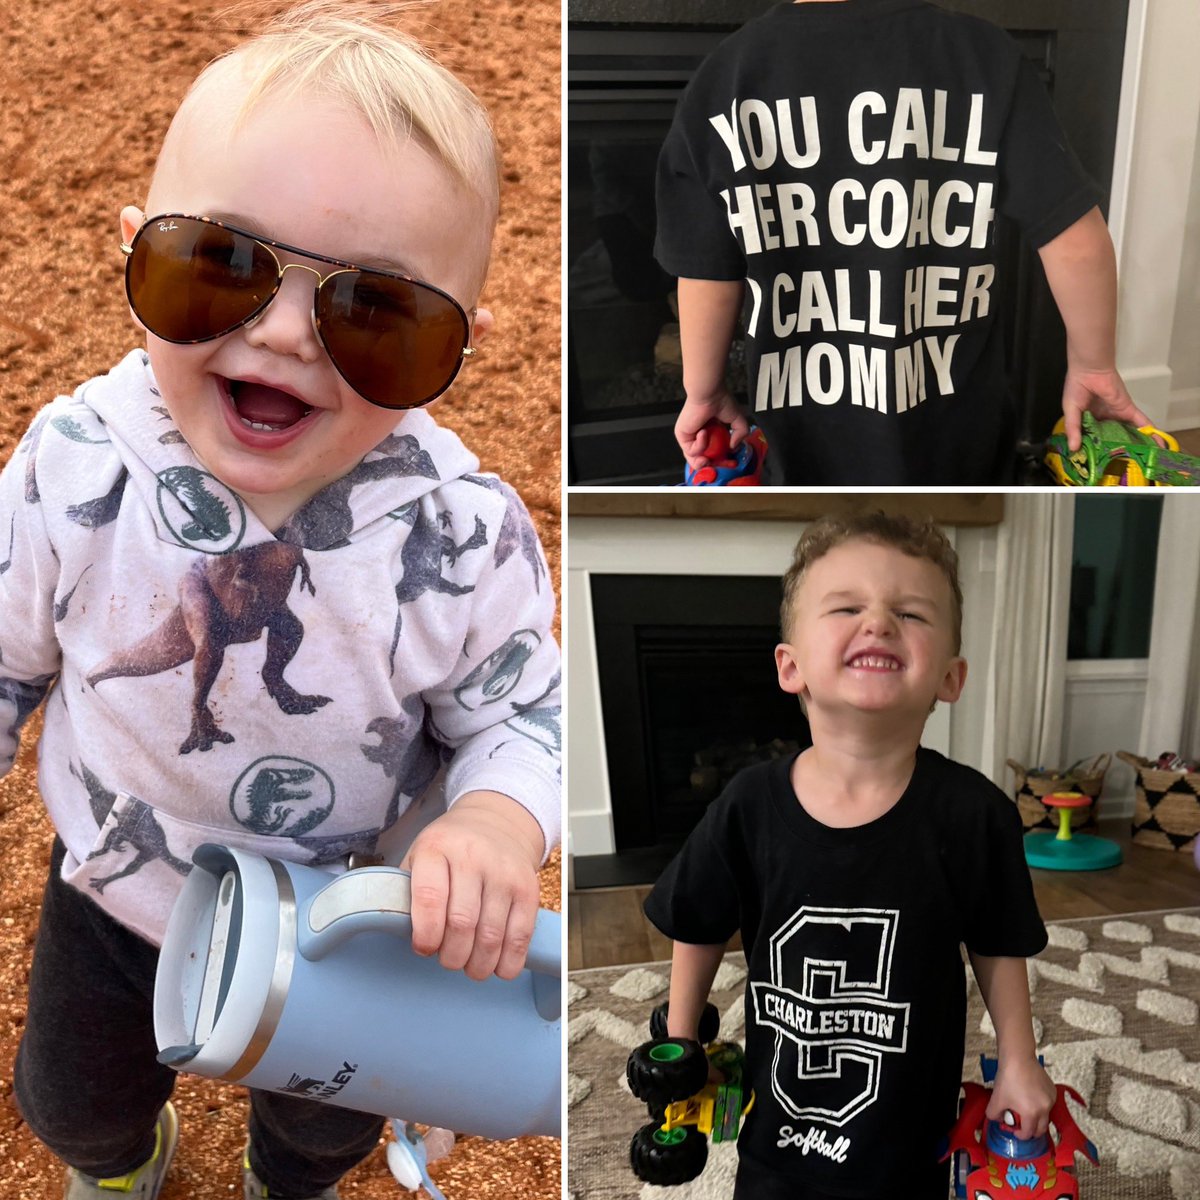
[240,417,287,432]
[851,655,900,670]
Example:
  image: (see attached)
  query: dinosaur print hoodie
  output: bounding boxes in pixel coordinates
[0,350,560,944]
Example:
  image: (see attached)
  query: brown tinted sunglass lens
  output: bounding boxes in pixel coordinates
[128,219,278,343]
[317,272,469,409]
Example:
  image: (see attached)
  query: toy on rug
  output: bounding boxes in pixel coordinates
[1044,413,1200,486]
[626,1002,753,1185]
[940,1056,1098,1199]
[682,420,768,486]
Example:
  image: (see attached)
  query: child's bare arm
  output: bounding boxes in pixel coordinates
[968,952,1056,1138]
[676,278,750,467]
[666,940,727,1040]
[1037,207,1149,450]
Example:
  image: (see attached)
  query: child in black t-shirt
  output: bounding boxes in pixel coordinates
[644,513,1052,1199]
[655,0,1148,484]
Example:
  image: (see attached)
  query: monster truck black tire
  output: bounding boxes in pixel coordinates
[649,1001,720,1045]
[630,1122,708,1185]
[627,1039,708,1108]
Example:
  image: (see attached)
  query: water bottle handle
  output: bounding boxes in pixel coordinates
[298,867,561,979]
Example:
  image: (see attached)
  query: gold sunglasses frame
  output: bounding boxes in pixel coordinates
[121,213,477,409]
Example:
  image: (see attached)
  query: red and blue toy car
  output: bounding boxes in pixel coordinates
[682,420,768,486]
[941,1057,1098,1199]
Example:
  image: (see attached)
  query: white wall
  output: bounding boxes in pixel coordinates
[1061,660,1146,821]
[1111,0,1200,429]
[1168,113,1200,423]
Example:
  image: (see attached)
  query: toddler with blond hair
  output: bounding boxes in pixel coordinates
[1,4,559,1197]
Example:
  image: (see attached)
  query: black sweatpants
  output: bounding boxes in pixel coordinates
[13,839,385,1199]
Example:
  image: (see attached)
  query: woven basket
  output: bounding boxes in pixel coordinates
[1118,751,1200,852]
[1007,754,1109,832]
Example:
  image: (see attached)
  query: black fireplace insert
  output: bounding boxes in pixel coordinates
[574,572,812,888]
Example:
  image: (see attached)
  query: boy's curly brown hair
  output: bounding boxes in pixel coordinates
[780,512,963,653]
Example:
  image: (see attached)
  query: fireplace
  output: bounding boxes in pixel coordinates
[574,571,811,888]
[567,0,1131,484]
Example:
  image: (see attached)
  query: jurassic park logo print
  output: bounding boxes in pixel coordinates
[156,465,247,553]
[230,755,335,838]
[453,629,541,711]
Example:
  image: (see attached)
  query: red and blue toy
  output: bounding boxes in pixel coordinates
[682,420,768,486]
[941,1057,1098,1199]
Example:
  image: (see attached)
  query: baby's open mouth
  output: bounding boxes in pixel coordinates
[228,380,314,432]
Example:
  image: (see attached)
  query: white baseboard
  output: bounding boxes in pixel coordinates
[1120,365,1174,428]
[1166,387,1200,432]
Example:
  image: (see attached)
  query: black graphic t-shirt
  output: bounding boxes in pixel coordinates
[655,0,1099,484]
[644,748,1047,1198]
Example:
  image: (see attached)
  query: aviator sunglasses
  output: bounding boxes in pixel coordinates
[122,214,475,410]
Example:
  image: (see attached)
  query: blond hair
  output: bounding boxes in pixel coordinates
[179,2,499,224]
[780,513,964,653]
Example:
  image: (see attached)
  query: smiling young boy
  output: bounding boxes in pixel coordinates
[0,5,559,1199]
[645,513,1052,1199]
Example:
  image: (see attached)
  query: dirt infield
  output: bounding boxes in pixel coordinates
[0,1,561,1196]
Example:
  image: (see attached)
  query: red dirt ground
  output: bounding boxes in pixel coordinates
[0,1,561,1197]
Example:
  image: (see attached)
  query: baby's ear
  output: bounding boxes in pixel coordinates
[119,206,144,249]
[119,207,148,333]
[469,307,494,348]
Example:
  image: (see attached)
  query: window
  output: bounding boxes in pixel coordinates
[1068,495,1163,660]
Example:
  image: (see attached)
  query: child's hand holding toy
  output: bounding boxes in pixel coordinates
[985,1054,1058,1140]
[675,391,750,471]
[401,790,545,981]
[1061,365,1150,453]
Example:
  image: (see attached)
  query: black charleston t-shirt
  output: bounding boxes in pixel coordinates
[654,0,1100,484]
[644,748,1047,1199]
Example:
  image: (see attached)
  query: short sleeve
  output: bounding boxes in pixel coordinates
[643,798,742,945]
[654,111,747,281]
[997,55,1100,247]
[962,795,1048,958]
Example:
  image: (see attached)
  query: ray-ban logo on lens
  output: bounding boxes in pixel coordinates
[158,220,179,233]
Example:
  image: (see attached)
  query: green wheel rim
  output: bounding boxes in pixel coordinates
[653,1127,688,1146]
[649,1043,686,1063]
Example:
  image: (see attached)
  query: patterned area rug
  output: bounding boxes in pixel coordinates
[568,910,1200,1200]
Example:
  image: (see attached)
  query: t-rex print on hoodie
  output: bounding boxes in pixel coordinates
[0,350,560,945]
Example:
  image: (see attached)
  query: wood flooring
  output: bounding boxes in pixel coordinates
[568,821,1199,970]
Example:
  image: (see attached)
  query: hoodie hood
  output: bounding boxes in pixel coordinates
[82,349,480,552]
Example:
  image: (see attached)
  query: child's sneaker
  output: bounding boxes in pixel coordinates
[64,1102,178,1199]
[241,1148,338,1200]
